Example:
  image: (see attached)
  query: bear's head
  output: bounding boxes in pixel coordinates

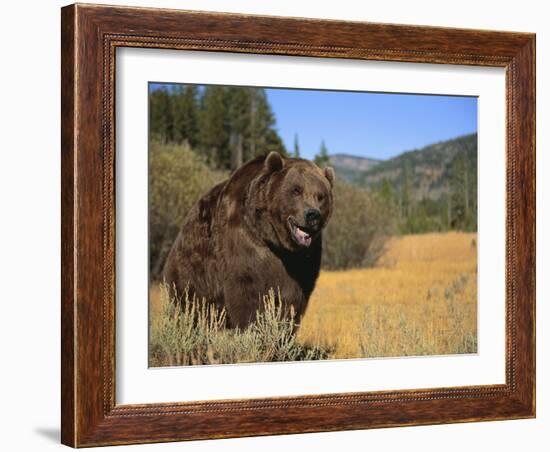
[246,152,335,252]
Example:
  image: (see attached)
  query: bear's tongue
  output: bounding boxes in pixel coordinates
[294,226,312,247]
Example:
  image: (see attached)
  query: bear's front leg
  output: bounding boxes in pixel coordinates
[222,276,267,329]
[222,273,307,330]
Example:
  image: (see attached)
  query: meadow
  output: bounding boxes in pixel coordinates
[149,231,477,366]
[298,231,477,358]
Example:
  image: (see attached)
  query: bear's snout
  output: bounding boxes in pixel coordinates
[305,208,321,226]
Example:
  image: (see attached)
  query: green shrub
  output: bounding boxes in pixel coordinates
[149,140,226,279]
[323,181,396,269]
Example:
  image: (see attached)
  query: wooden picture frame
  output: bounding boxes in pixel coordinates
[61,3,535,447]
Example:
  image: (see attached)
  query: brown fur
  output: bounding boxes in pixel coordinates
[163,152,335,329]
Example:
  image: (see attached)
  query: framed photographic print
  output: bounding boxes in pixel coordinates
[61,3,535,447]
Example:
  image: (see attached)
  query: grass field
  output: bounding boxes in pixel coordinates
[149,232,477,365]
[298,231,478,358]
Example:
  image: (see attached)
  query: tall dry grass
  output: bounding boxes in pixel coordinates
[298,232,477,358]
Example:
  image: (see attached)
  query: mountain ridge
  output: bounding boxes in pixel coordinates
[330,133,477,202]
[329,154,382,184]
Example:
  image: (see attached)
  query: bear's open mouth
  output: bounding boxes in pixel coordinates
[287,217,313,248]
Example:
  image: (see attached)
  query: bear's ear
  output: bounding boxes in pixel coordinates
[324,167,335,187]
[265,151,284,173]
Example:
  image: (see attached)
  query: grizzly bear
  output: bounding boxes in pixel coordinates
[162,151,335,329]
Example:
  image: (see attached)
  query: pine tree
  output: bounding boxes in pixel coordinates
[378,178,395,206]
[165,85,288,169]
[251,89,287,158]
[314,140,330,167]
[292,134,301,158]
[265,129,288,156]
[228,87,287,165]
[198,86,230,168]
[149,87,174,144]
[172,85,199,147]
[400,158,412,220]
[249,89,258,158]
[226,87,250,170]
[446,180,452,229]
[448,141,477,231]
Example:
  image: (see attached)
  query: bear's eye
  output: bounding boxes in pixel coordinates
[317,193,325,202]
[292,186,302,196]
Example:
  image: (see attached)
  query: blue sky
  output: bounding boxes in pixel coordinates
[150,83,477,161]
[265,88,477,161]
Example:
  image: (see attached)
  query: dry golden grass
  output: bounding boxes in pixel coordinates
[297,232,478,358]
[149,232,477,363]
[149,283,163,325]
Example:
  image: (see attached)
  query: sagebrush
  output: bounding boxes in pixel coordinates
[149,285,329,366]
